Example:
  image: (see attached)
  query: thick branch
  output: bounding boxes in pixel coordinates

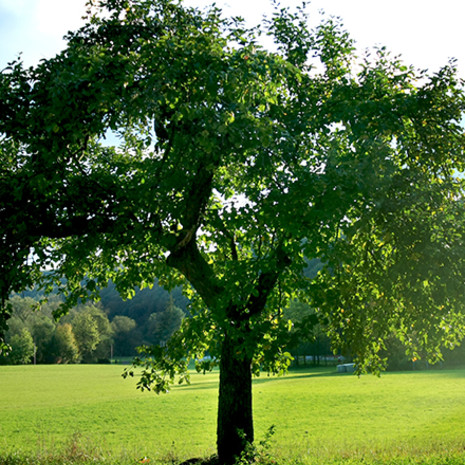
[246,246,292,316]
[172,156,217,252]
[166,240,223,309]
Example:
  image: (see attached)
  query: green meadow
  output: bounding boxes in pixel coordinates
[2,365,465,464]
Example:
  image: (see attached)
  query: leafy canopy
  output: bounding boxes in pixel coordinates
[1,0,465,385]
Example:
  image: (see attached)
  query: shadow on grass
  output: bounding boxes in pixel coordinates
[174,366,465,392]
[253,367,341,385]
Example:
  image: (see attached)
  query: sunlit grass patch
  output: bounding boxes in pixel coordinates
[2,365,465,464]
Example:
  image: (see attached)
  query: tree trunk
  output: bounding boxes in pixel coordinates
[217,332,253,464]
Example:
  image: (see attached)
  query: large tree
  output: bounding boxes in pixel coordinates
[1,0,465,462]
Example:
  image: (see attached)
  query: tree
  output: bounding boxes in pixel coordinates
[147,297,185,346]
[71,312,101,363]
[50,323,80,364]
[1,1,465,462]
[111,315,138,356]
[101,280,182,323]
[64,304,113,362]
[8,328,35,365]
[6,296,37,323]
[2,295,56,363]
[31,315,56,363]
[82,304,113,361]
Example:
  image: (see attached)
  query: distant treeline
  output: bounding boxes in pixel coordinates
[1,281,188,365]
[3,280,465,369]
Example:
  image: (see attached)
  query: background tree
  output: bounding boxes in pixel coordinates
[50,323,80,364]
[30,315,56,363]
[63,304,113,362]
[7,328,35,365]
[2,295,54,363]
[70,311,101,363]
[82,304,113,361]
[111,315,138,357]
[146,297,185,346]
[6,296,37,323]
[101,281,188,324]
[1,1,465,462]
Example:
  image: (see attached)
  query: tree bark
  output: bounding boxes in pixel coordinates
[217,331,254,465]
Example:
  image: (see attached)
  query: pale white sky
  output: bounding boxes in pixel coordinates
[0,0,464,76]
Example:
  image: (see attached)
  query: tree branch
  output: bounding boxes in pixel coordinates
[246,245,292,316]
[166,240,223,310]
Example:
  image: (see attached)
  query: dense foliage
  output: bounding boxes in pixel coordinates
[2,0,465,461]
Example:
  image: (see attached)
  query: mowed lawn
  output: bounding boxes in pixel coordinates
[2,364,465,462]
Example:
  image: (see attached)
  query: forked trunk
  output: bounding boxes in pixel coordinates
[217,332,253,464]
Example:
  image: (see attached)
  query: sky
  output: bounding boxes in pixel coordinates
[0,0,464,76]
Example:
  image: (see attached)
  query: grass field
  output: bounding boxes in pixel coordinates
[2,365,465,464]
